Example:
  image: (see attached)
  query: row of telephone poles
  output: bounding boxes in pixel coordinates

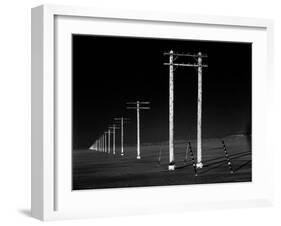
[89,101,150,159]
[90,49,207,171]
[89,117,128,156]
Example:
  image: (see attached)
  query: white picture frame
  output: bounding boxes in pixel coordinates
[31,4,274,221]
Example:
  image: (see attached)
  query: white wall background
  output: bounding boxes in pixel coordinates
[0,0,280,225]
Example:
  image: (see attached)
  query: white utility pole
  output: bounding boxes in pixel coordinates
[196,52,203,168]
[109,124,120,155]
[103,134,105,152]
[95,140,98,151]
[103,135,105,152]
[114,117,129,156]
[126,101,150,159]
[164,50,207,169]
[108,128,111,154]
[112,125,116,155]
[100,136,103,152]
[104,132,107,153]
[137,102,140,159]
[121,119,123,156]
[101,135,103,152]
[101,136,103,152]
[169,50,175,170]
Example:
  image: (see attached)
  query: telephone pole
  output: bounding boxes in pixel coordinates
[164,50,207,169]
[99,137,102,152]
[197,52,203,168]
[104,131,108,153]
[107,128,113,154]
[102,134,105,152]
[101,135,104,152]
[169,50,174,170]
[114,117,129,156]
[109,124,120,155]
[97,137,101,151]
[103,133,105,153]
[126,101,150,159]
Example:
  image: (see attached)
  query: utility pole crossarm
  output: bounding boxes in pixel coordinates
[164,52,208,57]
[126,107,151,110]
[114,117,130,121]
[109,126,120,130]
[126,101,150,104]
[163,63,208,67]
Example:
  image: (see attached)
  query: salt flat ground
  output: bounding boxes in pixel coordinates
[73,135,251,190]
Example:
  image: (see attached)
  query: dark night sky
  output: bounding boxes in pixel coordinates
[72,35,251,149]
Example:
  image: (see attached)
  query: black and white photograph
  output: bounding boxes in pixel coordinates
[72,34,252,190]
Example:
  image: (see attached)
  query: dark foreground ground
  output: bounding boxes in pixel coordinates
[73,135,251,190]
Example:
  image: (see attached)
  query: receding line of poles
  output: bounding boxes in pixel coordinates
[126,101,150,159]
[89,134,103,152]
[164,50,208,170]
[114,117,130,156]
[89,119,128,156]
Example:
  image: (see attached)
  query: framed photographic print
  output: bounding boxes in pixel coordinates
[31,4,274,221]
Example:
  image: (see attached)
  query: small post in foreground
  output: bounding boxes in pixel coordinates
[222,140,234,174]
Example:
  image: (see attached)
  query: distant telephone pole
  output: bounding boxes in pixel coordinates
[103,133,105,153]
[101,135,104,152]
[114,117,129,156]
[126,101,150,159]
[99,136,101,152]
[107,128,113,154]
[109,124,120,155]
[104,131,108,153]
[164,50,207,169]
[103,134,105,152]
[97,138,100,151]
